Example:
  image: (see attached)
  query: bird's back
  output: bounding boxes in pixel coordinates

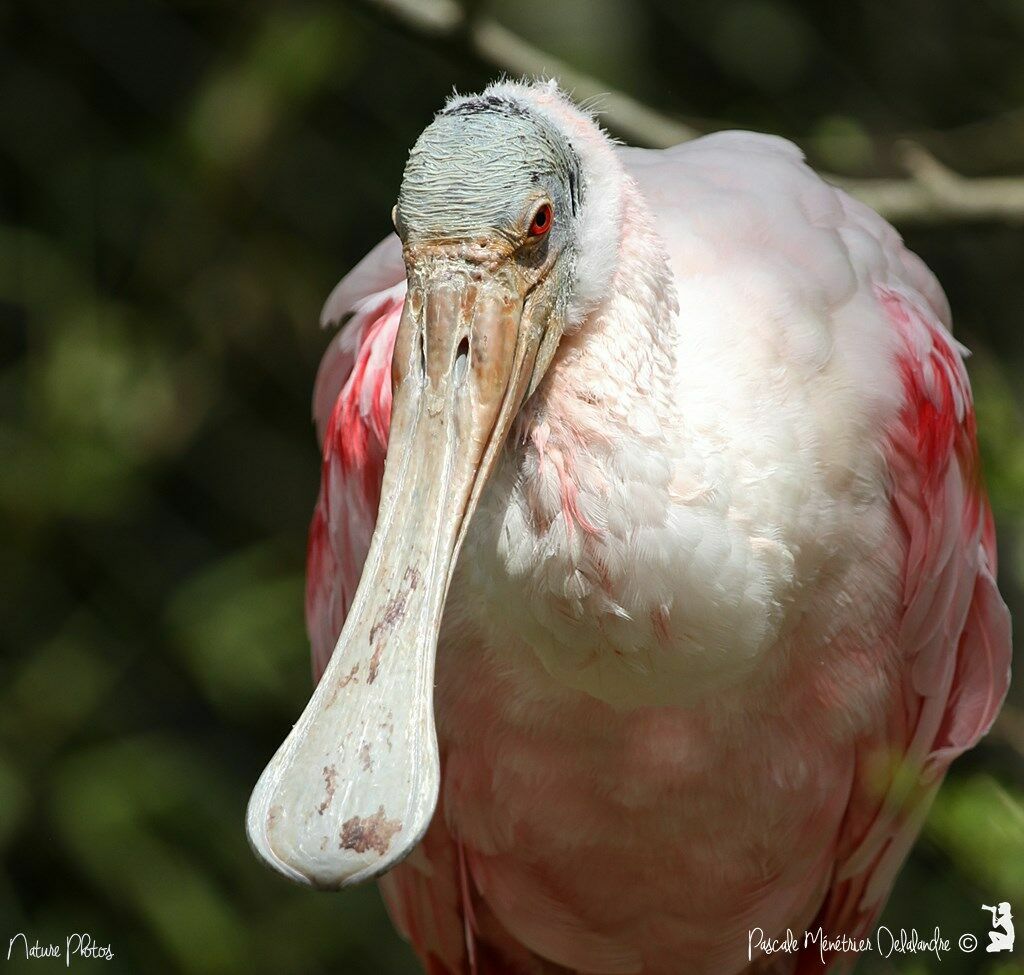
[621,131,950,323]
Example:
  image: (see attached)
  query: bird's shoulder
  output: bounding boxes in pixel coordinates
[620,131,950,326]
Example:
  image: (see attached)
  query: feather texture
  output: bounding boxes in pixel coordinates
[305,81,1011,974]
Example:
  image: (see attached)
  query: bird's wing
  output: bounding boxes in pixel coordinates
[312,233,405,447]
[797,285,1011,970]
[307,234,405,679]
[624,134,1008,965]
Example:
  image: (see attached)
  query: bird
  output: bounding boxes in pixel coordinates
[246,79,1012,974]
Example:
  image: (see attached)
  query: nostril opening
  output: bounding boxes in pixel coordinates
[454,336,469,384]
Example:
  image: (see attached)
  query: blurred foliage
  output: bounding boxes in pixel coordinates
[1,1,1022,972]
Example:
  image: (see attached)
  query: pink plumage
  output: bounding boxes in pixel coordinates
[293,83,1010,974]
[307,270,403,680]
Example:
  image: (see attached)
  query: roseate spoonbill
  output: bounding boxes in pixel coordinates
[247,80,1012,973]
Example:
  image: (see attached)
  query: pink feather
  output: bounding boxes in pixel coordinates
[797,289,1011,970]
[303,113,1011,972]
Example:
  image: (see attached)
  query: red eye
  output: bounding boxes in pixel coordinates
[529,203,552,236]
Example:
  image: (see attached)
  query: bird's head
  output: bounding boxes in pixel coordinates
[247,81,623,890]
[393,79,623,403]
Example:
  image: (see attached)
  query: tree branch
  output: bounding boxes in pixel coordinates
[836,142,1024,225]
[361,0,1024,225]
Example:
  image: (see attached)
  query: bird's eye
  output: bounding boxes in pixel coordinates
[529,203,553,237]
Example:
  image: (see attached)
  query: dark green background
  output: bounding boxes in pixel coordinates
[1,1,1022,972]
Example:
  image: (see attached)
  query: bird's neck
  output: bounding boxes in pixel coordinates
[459,180,693,706]
[524,177,681,453]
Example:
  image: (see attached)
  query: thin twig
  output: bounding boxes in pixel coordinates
[360,0,1024,225]
[470,21,699,147]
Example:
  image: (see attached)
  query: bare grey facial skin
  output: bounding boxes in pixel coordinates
[397,96,582,244]
[246,93,585,888]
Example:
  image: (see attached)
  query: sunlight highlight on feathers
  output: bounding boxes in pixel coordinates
[305,80,1010,975]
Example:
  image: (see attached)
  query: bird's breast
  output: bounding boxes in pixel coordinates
[453,421,801,708]
[454,384,901,720]
[431,617,855,974]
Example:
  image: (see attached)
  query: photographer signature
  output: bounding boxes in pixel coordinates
[6,932,114,965]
